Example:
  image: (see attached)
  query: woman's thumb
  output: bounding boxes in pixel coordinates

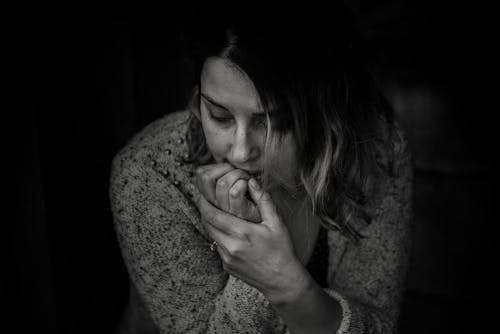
[248,178,280,226]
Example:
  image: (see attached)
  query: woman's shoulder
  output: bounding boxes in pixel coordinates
[110,109,204,234]
[113,109,191,160]
[111,109,197,196]
[123,110,192,153]
[372,116,413,180]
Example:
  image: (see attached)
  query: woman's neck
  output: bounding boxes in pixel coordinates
[270,186,321,265]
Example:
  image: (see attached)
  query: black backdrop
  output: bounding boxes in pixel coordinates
[6,2,494,333]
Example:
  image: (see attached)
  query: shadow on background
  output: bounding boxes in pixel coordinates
[6,2,493,333]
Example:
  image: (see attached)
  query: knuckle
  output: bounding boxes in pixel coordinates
[230,186,240,198]
[229,169,243,177]
[222,162,233,169]
[225,246,239,258]
[233,230,249,243]
[200,172,211,183]
[217,178,227,188]
[236,178,248,187]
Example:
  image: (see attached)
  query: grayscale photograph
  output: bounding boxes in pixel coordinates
[5,1,492,333]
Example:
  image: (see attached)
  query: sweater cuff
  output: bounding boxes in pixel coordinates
[282,288,352,334]
[324,288,352,334]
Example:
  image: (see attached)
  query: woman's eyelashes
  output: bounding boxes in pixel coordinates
[207,107,267,128]
[208,110,233,124]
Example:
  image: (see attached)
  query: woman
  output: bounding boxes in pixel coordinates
[110,3,413,333]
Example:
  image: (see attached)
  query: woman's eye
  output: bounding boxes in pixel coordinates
[209,111,233,123]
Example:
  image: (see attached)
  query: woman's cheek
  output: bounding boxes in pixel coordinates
[269,133,299,187]
[204,125,229,161]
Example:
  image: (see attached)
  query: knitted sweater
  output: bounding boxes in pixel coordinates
[109,110,413,334]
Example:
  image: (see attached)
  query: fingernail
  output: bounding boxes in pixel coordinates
[230,188,239,197]
[249,178,260,190]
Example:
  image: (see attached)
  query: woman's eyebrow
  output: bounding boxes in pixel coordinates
[201,92,265,116]
[200,93,229,111]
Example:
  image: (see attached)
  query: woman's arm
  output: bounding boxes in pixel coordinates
[268,268,344,334]
[110,142,231,333]
[110,117,412,334]
[110,142,290,333]
[268,185,411,334]
[190,123,412,333]
[268,123,413,334]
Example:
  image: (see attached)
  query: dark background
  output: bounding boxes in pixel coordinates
[5,2,494,333]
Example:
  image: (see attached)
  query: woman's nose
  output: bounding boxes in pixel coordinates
[229,127,259,164]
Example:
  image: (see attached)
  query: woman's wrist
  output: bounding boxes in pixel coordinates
[263,258,313,307]
[264,259,343,334]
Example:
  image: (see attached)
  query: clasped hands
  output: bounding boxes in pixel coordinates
[194,163,308,303]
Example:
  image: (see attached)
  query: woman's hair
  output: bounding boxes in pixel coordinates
[181,3,394,241]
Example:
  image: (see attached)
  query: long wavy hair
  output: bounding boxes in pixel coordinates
[181,3,394,241]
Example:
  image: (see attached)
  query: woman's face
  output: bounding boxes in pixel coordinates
[199,57,298,186]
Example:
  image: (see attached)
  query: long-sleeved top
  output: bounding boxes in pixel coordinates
[109,109,413,333]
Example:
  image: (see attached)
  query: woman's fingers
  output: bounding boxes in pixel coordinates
[215,169,251,211]
[196,194,251,238]
[196,163,234,206]
[248,178,281,228]
[229,178,248,212]
[229,179,262,223]
[196,163,262,223]
[202,216,234,260]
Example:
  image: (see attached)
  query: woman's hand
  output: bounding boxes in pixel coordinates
[194,172,309,304]
[195,163,261,223]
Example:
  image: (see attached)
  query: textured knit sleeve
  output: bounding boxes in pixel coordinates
[321,122,413,334]
[110,112,287,334]
[109,112,238,333]
[110,111,412,334]
[110,140,229,333]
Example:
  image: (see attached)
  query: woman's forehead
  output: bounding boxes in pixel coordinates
[200,57,263,115]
